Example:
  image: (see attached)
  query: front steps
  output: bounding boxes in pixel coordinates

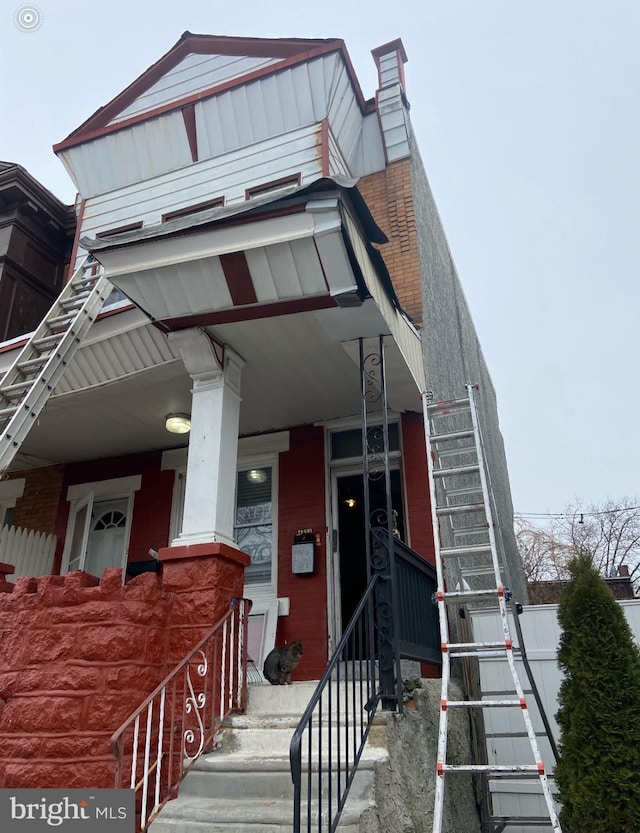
[150,682,389,833]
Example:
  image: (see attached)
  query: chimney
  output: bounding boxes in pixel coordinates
[619,564,630,577]
[371,38,408,93]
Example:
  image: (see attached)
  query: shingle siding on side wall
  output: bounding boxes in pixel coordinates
[408,132,527,603]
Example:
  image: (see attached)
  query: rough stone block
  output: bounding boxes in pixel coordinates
[24,628,75,663]
[0,695,84,732]
[75,625,147,662]
[4,759,116,789]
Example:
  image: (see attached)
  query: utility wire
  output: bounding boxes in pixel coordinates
[515,505,640,520]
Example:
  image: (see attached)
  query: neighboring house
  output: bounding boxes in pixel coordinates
[0,32,524,794]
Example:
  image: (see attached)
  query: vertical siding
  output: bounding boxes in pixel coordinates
[59,111,193,198]
[109,54,282,125]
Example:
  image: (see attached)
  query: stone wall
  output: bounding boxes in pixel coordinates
[363,679,482,833]
[0,544,247,790]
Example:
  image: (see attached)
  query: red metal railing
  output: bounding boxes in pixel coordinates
[110,597,252,831]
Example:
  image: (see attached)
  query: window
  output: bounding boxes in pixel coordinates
[161,197,224,222]
[0,504,15,528]
[330,423,400,461]
[235,467,273,585]
[245,174,301,201]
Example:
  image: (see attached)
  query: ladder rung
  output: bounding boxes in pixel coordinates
[440,544,492,557]
[452,566,495,578]
[447,640,509,652]
[452,524,489,536]
[47,313,76,328]
[436,502,485,516]
[442,589,500,603]
[433,464,480,477]
[33,334,64,350]
[1,381,32,396]
[430,429,475,442]
[445,649,511,659]
[0,405,18,419]
[17,356,48,372]
[446,699,525,708]
[489,818,554,828]
[440,764,541,775]
[59,295,89,310]
[427,397,471,412]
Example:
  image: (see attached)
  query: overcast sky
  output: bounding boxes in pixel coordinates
[1,1,638,521]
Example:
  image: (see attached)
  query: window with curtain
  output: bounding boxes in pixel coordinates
[235,467,273,585]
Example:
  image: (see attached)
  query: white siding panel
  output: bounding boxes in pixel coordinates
[245,248,279,302]
[109,54,282,125]
[350,113,386,177]
[55,325,179,394]
[289,238,327,295]
[328,129,351,178]
[263,242,305,299]
[196,55,340,161]
[80,124,324,238]
[62,112,193,198]
[120,259,233,320]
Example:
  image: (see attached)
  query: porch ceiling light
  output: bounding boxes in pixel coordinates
[165,413,191,434]
[246,468,267,484]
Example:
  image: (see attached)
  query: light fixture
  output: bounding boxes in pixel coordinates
[165,413,191,434]
[344,497,357,509]
[246,469,267,484]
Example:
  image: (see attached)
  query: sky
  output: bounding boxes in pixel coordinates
[1,1,638,521]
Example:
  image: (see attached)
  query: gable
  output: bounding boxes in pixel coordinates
[107,53,284,126]
[54,33,361,151]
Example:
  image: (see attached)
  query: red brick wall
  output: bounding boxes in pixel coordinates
[129,470,174,562]
[402,412,435,564]
[276,425,328,680]
[7,466,65,535]
[358,161,423,326]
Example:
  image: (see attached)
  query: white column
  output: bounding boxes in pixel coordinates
[168,328,244,547]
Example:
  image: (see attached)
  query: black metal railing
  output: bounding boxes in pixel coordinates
[290,574,383,833]
[290,532,441,833]
[377,530,441,666]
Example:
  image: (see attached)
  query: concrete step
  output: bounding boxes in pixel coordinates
[181,756,376,801]
[150,794,368,832]
[149,680,388,833]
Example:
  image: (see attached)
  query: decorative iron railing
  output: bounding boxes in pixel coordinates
[290,531,441,833]
[290,574,382,833]
[110,597,252,832]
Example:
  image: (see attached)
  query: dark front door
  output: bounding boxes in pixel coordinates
[336,470,405,632]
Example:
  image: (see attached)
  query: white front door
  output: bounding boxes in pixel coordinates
[84,499,129,577]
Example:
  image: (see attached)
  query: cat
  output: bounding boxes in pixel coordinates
[263,640,304,685]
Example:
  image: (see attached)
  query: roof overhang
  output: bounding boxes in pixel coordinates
[2,182,424,468]
[83,179,424,391]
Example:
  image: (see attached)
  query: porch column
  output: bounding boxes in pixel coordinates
[167,327,245,548]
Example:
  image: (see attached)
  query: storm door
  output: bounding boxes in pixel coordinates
[329,421,404,644]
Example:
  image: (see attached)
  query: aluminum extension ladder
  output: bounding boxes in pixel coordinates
[0,256,111,474]
[423,384,562,833]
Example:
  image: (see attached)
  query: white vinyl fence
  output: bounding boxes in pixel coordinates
[0,525,56,582]
[470,600,640,832]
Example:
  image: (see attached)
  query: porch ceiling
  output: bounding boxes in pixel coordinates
[9,301,421,469]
